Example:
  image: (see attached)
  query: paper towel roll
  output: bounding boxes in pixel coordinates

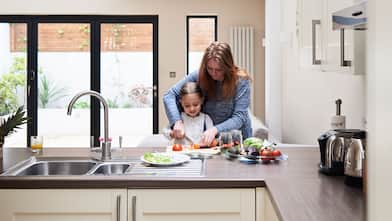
[331,115,346,129]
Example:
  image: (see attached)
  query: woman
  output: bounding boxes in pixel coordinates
[163,41,252,146]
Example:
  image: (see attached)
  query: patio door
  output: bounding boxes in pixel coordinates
[0,15,158,147]
[99,19,158,147]
[0,22,28,147]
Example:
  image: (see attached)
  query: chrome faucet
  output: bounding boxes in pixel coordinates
[67,90,111,161]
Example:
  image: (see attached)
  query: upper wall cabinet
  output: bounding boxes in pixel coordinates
[297,0,366,74]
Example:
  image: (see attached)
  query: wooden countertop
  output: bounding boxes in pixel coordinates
[0,146,365,221]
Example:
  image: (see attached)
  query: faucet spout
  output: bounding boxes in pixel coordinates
[67,90,111,160]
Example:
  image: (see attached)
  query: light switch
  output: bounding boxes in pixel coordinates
[169,71,176,78]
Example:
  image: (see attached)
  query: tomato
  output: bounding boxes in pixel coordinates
[191,143,200,149]
[172,144,183,151]
[261,149,272,157]
[209,139,218,147]
[272,149,282,157]
[261,149,273,163]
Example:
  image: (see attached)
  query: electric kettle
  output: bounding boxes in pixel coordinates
[318,130,345,175]
[344,131,366,187]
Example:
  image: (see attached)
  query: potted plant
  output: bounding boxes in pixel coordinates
[0,106,29,148]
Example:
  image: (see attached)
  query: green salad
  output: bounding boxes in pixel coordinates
[143,152,173,164]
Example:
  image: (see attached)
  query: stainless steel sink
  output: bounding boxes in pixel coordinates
[1,156,205,177]
[16,161,97,176]
[88,162,132,175]
[1,157,99,176]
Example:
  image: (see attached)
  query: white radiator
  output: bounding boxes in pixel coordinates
[229,26,255,111]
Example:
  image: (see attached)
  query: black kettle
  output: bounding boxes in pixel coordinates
[318,130,345,175]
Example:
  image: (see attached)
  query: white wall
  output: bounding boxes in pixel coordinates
[273,0,366,145]
[367,0,392,220]
[265,0,282,142]
[0,0,265,130]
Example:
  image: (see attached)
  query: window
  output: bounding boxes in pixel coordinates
[0,15,158,147]
[186,16,217,74]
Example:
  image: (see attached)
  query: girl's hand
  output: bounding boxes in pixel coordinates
[172,120,185,139]
[201,127,218,146]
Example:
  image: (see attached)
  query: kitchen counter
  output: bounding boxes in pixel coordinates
[0,146,365,221]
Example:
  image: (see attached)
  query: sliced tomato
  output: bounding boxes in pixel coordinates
[172,144,183,151]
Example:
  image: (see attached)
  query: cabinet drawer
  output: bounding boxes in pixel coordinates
[128,189,255,221]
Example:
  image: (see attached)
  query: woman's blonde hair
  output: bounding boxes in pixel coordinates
[198,42,250,100]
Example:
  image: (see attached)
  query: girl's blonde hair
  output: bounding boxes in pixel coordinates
[180,82,204,99]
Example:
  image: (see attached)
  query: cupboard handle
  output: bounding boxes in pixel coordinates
[312,20,321,65]
[132,195,137,221]
[340,29,352,67]
[116,195,121,221]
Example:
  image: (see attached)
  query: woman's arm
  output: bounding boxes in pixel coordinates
[201,79,250,145]
[163,70,199,126]
[215,78,251,132]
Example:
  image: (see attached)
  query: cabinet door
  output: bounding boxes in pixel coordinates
[256,188,279,221]
[321,0,355,73]
[297,0,324,69]
[0,189,127,221]
[128,189,255,221]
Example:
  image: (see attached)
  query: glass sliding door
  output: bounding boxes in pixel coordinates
[0,23,27,147]
[0,15,158,148]
[37,23,91,147]
[100,23,154,147]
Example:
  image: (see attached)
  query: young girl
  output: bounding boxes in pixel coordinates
[164,42,252,146]
[163,82,213,145]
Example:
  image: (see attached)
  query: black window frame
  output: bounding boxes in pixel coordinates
[0,15,159,146]
[186,15,218,74]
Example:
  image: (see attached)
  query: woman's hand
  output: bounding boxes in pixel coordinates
[201,127,218,146]
[172,120,185,139]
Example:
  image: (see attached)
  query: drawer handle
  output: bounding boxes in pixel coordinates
[132,195,137,221]
[116,195,121,221]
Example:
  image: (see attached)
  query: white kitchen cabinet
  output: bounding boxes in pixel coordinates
[128,188,256,221]
[0,189,127,221]
[321,0,355,73]
[0,188,265,221]
[297,0,324,69]
[297,0,364,74]
[256,188,279,221]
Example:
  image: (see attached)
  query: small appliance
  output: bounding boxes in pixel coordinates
[342,130,366,187]
[318,129,366,179]
[318,130,345,175]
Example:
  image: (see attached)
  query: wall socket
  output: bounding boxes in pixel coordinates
[169,71,176,78]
